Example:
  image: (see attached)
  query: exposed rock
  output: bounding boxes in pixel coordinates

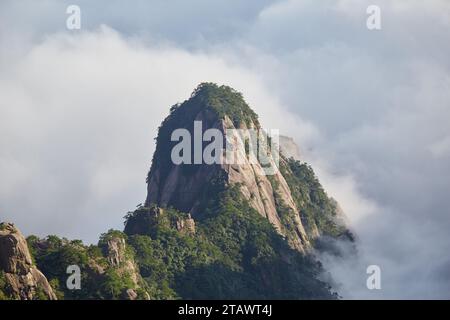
[106,237,126,267]
[219,116,310,252]
[124,205,196,237]
[175,214,196,235]
[146,109,223,214]
[145,96,311,252]
[144,83,350,254]
[124,206,164,236]
[0,223,33,274]
[124,288,138,300]
[87,259,105,275]
[105,236,137,284]
[102,234,149,299]
[0,222,57,300]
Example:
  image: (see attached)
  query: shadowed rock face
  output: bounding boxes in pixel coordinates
[145,107,224,214]
[0,222,57,300]
[124,206,196,238]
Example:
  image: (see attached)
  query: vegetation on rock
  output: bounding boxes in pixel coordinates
[124,185,336,299]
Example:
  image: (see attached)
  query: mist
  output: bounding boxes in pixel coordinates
[1,0,449,298]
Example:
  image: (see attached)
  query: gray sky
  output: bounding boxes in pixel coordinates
[0,0,449,298]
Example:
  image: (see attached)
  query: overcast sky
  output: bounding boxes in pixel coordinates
[1,0,449,299]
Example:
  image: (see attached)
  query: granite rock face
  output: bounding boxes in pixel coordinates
[175,214,196,235]
[0,222,57,300]
[143,84,338,253]
[102,234,149,300]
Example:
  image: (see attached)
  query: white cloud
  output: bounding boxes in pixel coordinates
[0,0,449,298]
[0,26,298,243]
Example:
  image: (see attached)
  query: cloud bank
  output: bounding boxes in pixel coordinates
[0,0,449,298]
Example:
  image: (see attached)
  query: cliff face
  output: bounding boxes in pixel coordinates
[100,233,150,300]
[145,83,348,253]
[0,222,56,300]
[124,206,195,237]
[1,83,351,300]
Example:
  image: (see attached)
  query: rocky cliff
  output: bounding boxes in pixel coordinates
[145,83,349,253]
[1,83,352,300]
[124,206,196,237]
[0,222,57,300]
[99,232,150,300]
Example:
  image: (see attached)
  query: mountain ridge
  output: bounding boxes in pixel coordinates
[145,83,350,252]
[0,83,352,300]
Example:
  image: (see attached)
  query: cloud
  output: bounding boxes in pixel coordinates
[1,0,449,298]
[0,26,298,244]
[236,0,450,298]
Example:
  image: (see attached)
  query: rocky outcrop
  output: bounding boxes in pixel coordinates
[144,83,352,254]
[105,237,127,268]
[219,116,310,252]
[124,205,196,237]
[175,214,196,235]
[124,206,163,236]
[145,84,312,252]
[0,222,57,300]
[145,107,224,214]
[125,288,138,300]
[102,234,149,300]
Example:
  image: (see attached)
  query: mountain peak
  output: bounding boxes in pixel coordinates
[1,84,352,300]
[172,82,260,128]
[145,85,351,253]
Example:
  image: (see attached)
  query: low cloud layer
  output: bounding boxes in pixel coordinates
[0,27,287,243]
[1,0,449,298]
